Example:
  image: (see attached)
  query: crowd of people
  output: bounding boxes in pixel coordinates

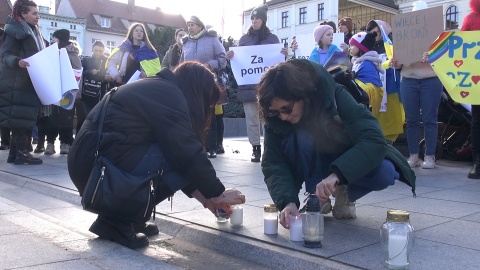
[0,0,478,250]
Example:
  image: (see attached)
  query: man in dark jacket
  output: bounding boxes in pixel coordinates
[81,40,108,116]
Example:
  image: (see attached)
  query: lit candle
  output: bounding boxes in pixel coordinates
[264,217,278,234]
[289,214,303,241]
[230,205,243,226]
[388,234,408,266]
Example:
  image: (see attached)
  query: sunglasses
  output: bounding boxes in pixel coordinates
[267,100,296,117]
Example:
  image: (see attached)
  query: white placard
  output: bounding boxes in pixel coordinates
[333,33,345,49]
[292,35,316,60]
[230,44,285,86]
[127,70,141,84]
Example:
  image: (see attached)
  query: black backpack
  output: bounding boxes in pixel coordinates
[329,67,370,108]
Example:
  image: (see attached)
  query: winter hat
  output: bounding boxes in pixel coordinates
[53,29,70,44]
[251,4,268,23]
[313,25,333,44]
[349,31,376,53]
[412,1,428,11]
[187,16,205,29]
[338,17,353,33]
[461,0,480,31]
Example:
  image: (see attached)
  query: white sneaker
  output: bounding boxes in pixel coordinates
[332,185,356,219]
[422,155,435,169]
[44,143,56,155]
[407,154,422,168]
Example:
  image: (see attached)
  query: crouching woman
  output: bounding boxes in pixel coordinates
[257,59,415,229]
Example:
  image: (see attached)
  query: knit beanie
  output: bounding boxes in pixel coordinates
[338,17,353,33]
[187,16,205,29]
[313,25,333,44]
[53,29,70,44]
[462,0,480,31]
[251,4,268,23]
[349,31,377,53]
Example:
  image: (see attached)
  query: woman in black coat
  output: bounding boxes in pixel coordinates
[0,0,46,165]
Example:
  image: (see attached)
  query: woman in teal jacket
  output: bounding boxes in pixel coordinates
[257,59,415,229]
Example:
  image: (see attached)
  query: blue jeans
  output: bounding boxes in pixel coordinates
[400,77,443,155]
[130,144,189,203]
[284,129,399,201]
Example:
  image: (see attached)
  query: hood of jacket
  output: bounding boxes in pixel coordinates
[368,20,392,36]
[182,28,219,44]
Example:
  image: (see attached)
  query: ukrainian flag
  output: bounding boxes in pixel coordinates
[380,25,393,69]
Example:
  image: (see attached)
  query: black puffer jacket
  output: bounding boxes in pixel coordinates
[0,17,45,128]
[97,68,225,198]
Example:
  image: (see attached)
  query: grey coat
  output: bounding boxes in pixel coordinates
[236,30,280,102]
[180,29,226,71]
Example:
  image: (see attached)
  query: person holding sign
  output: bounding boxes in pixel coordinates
[256,59,415,227]
[338,17,353,52]
[0,0,46,165]
[461,0,480,179]
[309,25,342,66]
[106,23,160,86]
[226,4,287,162]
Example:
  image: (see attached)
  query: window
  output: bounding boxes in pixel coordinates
[92,38,101,44]
[280,38,288,48]
[50,22,57,27]
[70,36,77,41]
[318,4,325,21]
[106,40,115,51]
[299,7,307,24]
[281,11,288,28]
[100,17,111,28]
[445,5,459,30]
[70,25,76,30]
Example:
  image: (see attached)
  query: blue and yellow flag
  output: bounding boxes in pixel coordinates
[380,25,393,69]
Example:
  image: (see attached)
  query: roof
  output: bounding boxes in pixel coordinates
[65,0,186,32]
[0,0,13,26]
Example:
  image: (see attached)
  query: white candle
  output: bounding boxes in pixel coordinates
[388,234,408,266]
[230,205,243,226]
[264,217,278,234]
[289,215,303,241]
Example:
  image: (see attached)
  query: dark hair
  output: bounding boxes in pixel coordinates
[174,62,220,144]
[92,40,105,48]
[246,20,271,42]
[12,0,37,22]
[126,22,156,51]
[257,61,318,123]
[320,20,337,33]
[366,21,378,32]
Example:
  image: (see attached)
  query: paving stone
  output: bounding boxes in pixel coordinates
[416,219,480,250]
[419,188,480,205]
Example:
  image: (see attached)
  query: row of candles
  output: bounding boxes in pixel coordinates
[216,201,413,269]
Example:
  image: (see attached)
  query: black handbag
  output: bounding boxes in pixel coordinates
[81,88,161,221]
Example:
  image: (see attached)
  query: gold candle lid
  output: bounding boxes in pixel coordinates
[264,204,278,212]
[386,210,410,222]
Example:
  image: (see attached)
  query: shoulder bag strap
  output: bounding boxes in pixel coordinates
[93,87,118,153]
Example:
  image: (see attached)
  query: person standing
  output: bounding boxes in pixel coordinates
[309,25,342,66]
[338,17,353,53]
[81,40,108,117]
[0,0,46,165]
[461,0,480,179]
[226,4,287,162]
[180,16,226,158]
[162,28,187,71]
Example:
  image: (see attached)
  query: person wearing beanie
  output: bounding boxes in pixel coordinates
[162,28,186,70]
[366,19,406,149]
[391,3,443,169]
[225,3,287,163]
[349,31,384,125]
[52,28,70,47]
[338,17,353,44]
[319,20,336,32]
[309,25,342,65]
[461,0,480,178]
[181,15,226,159]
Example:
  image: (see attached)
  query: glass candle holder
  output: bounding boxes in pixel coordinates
[216,209,228,223]
[380,210,415,270]
[230,204,243,226]
[289,214,303,241]
[264,204,278,235]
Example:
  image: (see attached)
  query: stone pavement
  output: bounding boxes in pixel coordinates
[1,137,480,269]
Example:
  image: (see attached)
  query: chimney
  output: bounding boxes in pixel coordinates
[128,0,135,12]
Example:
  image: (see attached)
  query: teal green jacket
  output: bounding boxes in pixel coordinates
[261,60,416,211]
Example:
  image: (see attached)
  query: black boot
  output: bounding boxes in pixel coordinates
[251,145,261,162]
[89,215,149,249]
[133,222,159,236]
[14,150,43,165]
[468,153,480,179]
[7,142,16,163]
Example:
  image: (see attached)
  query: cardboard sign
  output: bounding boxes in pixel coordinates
[392,6,443,65]
[429,31,480,104]
[230,44,285,85]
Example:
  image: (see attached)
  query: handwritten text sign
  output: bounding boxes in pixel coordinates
[230,44,284,85]
[429,31,480,104]
[392,6,443,65]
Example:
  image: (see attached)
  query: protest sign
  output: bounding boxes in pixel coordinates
[429,31,480,104]
[392,6,443,65]
[26,43,81,109]
[230,44,284,85]
[332,33,344,49]
[291,34,316,60]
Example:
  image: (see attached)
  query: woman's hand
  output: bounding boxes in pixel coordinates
[18,59,29,68]
[290,41,298,52]
[390,57,398,68]
[315,173,340,202]
[223,188,246,205]
[226,50,234,60]
[280,47,288,57]
[279,202,298,229]
[205,200,233,218]
[340,42,349,53]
